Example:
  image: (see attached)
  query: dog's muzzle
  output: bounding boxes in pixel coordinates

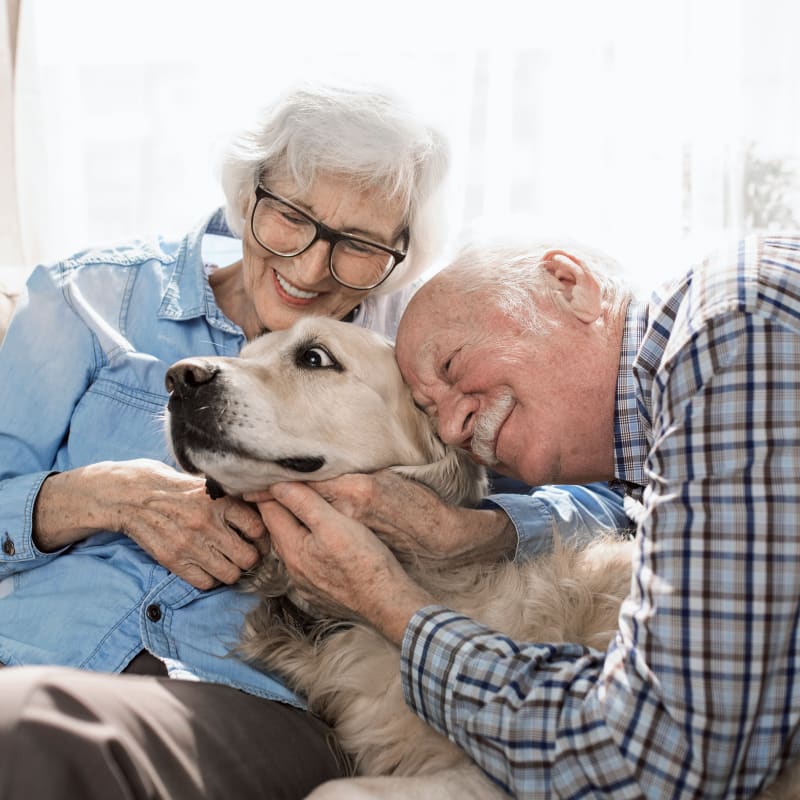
[165,357,227,474]
[165,358,221,404]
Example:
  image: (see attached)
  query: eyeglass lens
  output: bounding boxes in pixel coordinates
[252,194,396,289]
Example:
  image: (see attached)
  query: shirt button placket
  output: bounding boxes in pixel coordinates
[142,599,169,658]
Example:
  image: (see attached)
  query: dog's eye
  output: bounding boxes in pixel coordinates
[297,346,338,370]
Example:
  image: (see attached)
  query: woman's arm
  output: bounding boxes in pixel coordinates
[1,264,267,588]
[34,459,268,589]
[0,264,99,573]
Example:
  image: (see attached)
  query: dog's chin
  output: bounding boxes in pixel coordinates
[183,448,329,497]
[170,442,204,479]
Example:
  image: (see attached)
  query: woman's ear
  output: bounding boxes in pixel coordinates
[540,249,602,324]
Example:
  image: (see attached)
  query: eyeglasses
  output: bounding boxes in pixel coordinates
[250,186,408,291]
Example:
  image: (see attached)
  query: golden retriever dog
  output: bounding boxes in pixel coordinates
[165,317,797,800]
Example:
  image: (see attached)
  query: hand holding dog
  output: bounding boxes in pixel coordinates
[245,470,516,568]
[34,459,267,590]
[260,481,435,644]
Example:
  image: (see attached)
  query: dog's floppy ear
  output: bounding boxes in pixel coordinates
[391,407,489,507]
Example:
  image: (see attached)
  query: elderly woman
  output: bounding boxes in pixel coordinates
[0,83,448,799]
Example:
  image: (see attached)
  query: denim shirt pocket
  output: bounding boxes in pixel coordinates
[65,352,174,467]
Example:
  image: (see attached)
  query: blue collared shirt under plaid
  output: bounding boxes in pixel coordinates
[400,234,800,798]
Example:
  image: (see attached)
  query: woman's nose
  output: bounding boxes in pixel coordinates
[293,240,331,285]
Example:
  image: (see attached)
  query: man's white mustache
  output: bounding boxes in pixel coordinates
[470,393,514,465]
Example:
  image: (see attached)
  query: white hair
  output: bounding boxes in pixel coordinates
[218,82,450,295]
[436,238,635,332]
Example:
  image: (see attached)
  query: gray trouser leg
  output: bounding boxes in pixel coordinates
[0,666,346,800]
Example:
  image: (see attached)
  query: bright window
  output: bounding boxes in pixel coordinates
[3,0,800,291]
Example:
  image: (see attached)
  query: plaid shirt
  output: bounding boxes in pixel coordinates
[400,234,800,798]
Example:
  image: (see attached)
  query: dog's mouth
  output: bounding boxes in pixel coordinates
[173,420,326,474]
[167,403,327,495]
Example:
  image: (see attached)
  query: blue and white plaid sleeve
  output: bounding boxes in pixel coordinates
[400,236,800,798]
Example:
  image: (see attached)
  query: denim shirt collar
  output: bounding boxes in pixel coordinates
[157,208,242,336]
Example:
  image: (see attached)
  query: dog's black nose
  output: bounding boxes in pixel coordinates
[165,359,220,393]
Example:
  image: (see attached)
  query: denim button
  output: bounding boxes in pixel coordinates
[146,604,162,622]
[2,535,13,556]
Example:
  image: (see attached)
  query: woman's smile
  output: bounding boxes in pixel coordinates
[272,269,322,304]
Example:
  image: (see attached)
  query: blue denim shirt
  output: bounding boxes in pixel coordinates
[0,209,629,704]
[488,481,632,559]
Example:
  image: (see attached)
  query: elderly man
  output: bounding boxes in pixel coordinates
[261,234,800,797]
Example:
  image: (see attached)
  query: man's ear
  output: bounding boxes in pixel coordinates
[540,249,602,324]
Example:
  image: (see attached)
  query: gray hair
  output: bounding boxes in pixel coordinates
[436,239,635,332]
[218,82,450,295]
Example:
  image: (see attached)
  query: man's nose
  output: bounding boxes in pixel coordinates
[435,392,479,448]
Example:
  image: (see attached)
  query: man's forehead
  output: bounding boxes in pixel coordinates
[398,293,440,349]
[397,328,435,374]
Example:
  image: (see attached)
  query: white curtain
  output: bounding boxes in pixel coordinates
[4,0,800,288]
[0,0,23,275]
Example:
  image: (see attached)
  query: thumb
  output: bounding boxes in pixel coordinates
[271,482,333,529]
[256,498,308,559]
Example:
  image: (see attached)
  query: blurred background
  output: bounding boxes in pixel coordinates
[2,0,799,291]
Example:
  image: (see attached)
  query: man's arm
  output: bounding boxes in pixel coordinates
[262,480,640,795]
[248,474,631,569]
[257,486,428,643]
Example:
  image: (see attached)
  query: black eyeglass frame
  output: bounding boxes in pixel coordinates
[250,185,409,291]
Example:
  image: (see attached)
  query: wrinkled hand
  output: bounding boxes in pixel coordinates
[107,460,268,589]
[246,469,516,567]
[260,482,434,644]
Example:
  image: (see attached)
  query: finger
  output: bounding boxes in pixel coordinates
[306,474,351,492]
[271,482,341,529]
[254,536,272,558]
[223,502,269,542]
[214,527,261,572]
[256,499,310,562]
[201,509,260,572]
[242,488,274,503]
[175,563,221,592]
[305,474,376,520]
[307,473,367,500]
[196,540,250,584]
